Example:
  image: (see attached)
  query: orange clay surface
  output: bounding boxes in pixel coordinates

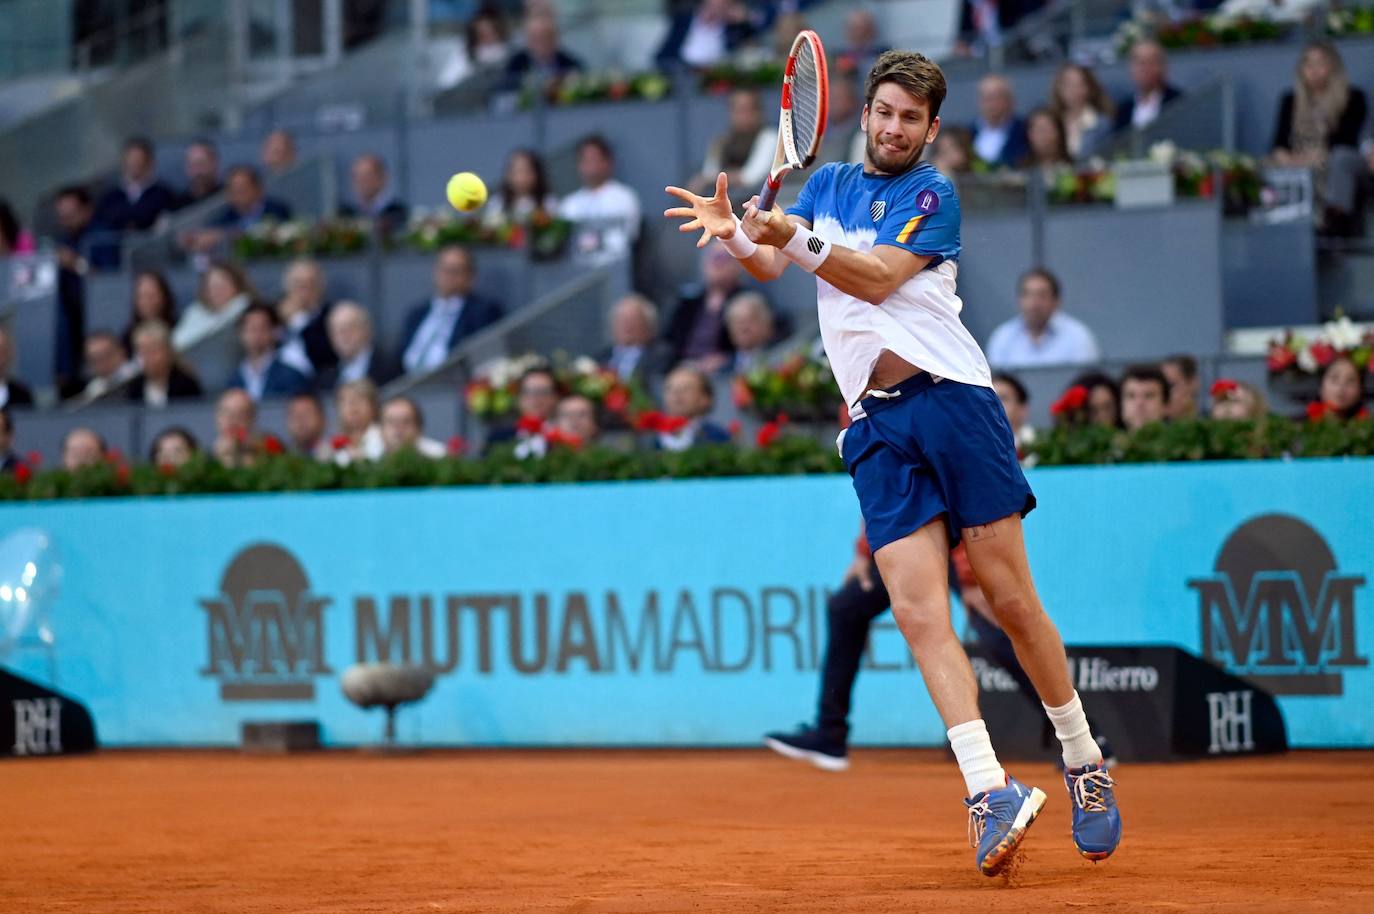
[4,749,1372,913]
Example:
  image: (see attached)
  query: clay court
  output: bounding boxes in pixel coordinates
[6,749,1371,913]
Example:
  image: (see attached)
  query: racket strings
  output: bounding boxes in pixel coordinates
[789,44,822,153]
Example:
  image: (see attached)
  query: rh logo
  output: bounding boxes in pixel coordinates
[12,697,62,756]
[1206,690,1255,755]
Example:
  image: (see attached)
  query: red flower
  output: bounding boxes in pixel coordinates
[545,428,583,450]
[262,435,285,456]
[1198,173,1215,199]
[778,354,805,379]
[24,450,42,468]
[1307,401,1330,422]
[516,414,545,435]
[507,225,527,249]
[757,414,789,448]
[728,419,743,437]
[1267,344,1296,373]
[1356,407,1370,421]
[1210,379,1238,399]
[1050,385,1089,416]
[14,464,31,484]
[446,435,466,456]
[1310,341,1338,368]
[330,434,351,450]
[603,385,629,414]
[115,464,131,486]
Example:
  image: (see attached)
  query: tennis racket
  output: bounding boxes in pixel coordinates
[757,29,829,212]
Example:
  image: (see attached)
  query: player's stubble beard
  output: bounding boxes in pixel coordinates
[865,128,928,177]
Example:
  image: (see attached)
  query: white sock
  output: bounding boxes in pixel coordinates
[1043,691,1101,770]
[947,719,1007,797]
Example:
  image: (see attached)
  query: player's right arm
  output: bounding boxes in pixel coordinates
[663,172,799,282]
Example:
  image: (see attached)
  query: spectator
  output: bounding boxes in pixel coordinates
[599,293,672,383]
[487,148,558,225]
[276,258,336,376]
[971,75,1029,169]
[182,165,292,253]
[688,89,779,197]
[1072,370,1123,429]
[655,0,753,70]
[93,136,176,236]
[958,0,1043,56]
[212,388,259,467]
[991,370,1035,456]
[380,396,446,458]
[1020,108,1072,180]
[1121,364,1170,431]
[486,366,561,449]
[52,186,94,389]
[259,129,298,177]
[929,124,975,178]
[149,427,199,468]
[1115,40,1182,132]
[0,198,35,255]
[61,427,105,471]
[985,267,1100,368]
[175,138,222,210]
[173,261,255,351]
[400,245,504,375]
[1315,354,1367,420]
[501,11,583,92]
[723,291,776,375]
[339,154,409,233]
[1210,379,1268,422]
[0,328,34,408]
[121,270,178,351]
[1271,41,1369,237]
[553,393,598,447]
[330,379,385,464]
[285,391,330,459]
[657,365,731,450]
[74,330,136,400]
[467,7,511,69]
[318,301,397,389]
[0,410,17,472]
[228,304,312,401]
[559,135,642,266]
[1161,354,1200,420]
[53,184,97,270]
[1049,64,1115,161]
[665,244,745,370]
[835,9,888,78]
[127,321,202,406]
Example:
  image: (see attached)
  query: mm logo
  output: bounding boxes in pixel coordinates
[200,543,332,701]
[1189,514,1367,696]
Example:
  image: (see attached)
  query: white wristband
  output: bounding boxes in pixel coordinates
[718,217,758,259]
[780,224,831,273]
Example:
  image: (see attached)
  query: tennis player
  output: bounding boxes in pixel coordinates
[664,50,1122,876]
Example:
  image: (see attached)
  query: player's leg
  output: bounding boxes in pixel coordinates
[765,554,891,770]
[962,513,1123,860]
[875,518,1046,877]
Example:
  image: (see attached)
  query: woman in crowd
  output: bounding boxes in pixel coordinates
[1210,379,1269,422]
[149,427,199,468]
[329,378,385,464]
[1074,371,1124,429]
[122,270,178,351]
[1049,64,1115,161]
[1020,108,1073,182]
[1312,355,1368,420]
[1271,41,1369,236]
[486,148,558,225]
[172,261,256,351]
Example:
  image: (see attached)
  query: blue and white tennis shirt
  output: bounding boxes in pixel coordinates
[785,161,992,405]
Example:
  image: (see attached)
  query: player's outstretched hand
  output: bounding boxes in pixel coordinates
[664,172,736,249]
[741,197,795,248]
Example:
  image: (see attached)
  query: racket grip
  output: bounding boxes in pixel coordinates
[758,176,781,213]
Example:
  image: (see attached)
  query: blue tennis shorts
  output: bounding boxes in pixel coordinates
[839,373,1036,553]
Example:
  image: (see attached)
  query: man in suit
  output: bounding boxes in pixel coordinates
[400,245,504,376]
[338,154,409,235]
[127,320,202,406]
[316,301,398,390]
[94,136,177,237]
[665,244,747,371]
[174,138,222,210]
[655,365,732,451]
[970,74,1029,169]
[228,304,311,401]
[598,294,672,384]
[1114,40,1183,132]
[0,328,33,410]
[277,258,337,377]
[501,11,583,93]
[723,291,777,376]
[181,165,292,253]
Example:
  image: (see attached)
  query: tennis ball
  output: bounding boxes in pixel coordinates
[446,172,488,212]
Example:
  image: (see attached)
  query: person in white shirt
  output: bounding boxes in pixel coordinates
[970,74,1029,169]
[380,396,446,458]
[173,261,255,352]
[985,268,1100,369]
[559,135,642,266]
[689,90,779,197]
[329,379,385,465]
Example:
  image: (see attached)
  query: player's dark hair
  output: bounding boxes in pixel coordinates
[865,50,947,119]
[1018,267,1060,299]
[1163,353,1198,381]
[1123,364,1170,403]
[991,371,1028,405]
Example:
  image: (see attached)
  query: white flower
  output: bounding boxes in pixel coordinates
[1297,347,1319,374]
[572,356,599,376]
[1324,315,1363,351]
[1149,141,1177,166]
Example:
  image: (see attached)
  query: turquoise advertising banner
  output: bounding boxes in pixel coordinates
[0,459,1369,747]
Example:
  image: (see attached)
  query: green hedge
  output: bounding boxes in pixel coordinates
[1028,417,1374,466]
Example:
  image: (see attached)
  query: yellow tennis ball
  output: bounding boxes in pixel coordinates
[446,172,488,212]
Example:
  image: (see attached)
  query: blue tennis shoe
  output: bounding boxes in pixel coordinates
[964,775,1047,876]
[1064,762,1122,861]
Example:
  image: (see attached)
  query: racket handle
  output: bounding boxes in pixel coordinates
[757,176,781,214]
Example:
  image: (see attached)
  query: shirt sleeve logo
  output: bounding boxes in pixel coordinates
[870,199,886,222]
[916,189,941,214]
